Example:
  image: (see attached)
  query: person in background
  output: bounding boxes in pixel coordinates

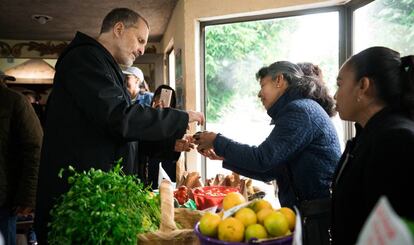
[297,62,324,84]
[330,46,414,245]
[138,85,194,189]
[34,8,204,243]
[138,80,153,106]
[296,62,336,117]
[123,80,193,187]
[297,62,345,150]
[0,73,43,245]
[0,71,8,88]
[195,61,340,245]
[123,66,153,106]
[21,90,45,127]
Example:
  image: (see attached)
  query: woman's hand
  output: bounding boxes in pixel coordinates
[198,148,224,160]
[152,100,165,109]
[193,131,217,151]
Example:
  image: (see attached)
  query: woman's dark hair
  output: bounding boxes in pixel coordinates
[100,8,149,34]
[152,84,177,108]
[297,62,323,82]
[346,46,414,119]
[256,61,336,117]
[297,62,337,117]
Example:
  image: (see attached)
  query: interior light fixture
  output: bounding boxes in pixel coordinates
[32,14,53,25]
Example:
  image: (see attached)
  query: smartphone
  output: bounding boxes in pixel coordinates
[159,88,172,107]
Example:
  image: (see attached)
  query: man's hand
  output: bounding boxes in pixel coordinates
[187,111,205,126]
[184,134,196,144]
[174,138,194,152]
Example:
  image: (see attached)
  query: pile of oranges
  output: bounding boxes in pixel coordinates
[198,192,296,243]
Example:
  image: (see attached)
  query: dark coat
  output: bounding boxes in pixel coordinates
[34,32,188,243]
[214,90,341,208]
[137,139,181,189]
[0,86,43,209]
[331,108,414,245]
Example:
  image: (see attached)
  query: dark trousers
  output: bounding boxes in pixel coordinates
[300,198,331,245]
[0,208,16,245]
[147,159,176,190]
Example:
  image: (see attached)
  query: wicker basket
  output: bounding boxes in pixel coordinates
[137,181,202,245]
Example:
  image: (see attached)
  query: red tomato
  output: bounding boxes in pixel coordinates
[174,187,189,205]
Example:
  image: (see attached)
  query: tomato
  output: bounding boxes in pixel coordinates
[192,186,239,210]
[174,186,189,205]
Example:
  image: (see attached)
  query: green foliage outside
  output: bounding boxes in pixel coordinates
[205,20,296,122]
[364,0,414,55]
[205,0,414,122]
[48,163,161,245]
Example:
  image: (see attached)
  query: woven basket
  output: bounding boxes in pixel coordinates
[138,181,202,245]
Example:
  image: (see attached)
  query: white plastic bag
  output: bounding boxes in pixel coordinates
[158,162,172,189]
[356,196,414,245]
[293,206,303,245]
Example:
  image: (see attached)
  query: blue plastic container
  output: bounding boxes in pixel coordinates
[194,222,293,245]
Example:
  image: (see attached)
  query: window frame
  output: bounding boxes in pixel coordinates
[198,0,376,179]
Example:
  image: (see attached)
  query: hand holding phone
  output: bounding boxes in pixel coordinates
[159,88,172,107]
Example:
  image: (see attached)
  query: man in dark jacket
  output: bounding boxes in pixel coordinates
[34,8,204,243]
[0,74,43,245]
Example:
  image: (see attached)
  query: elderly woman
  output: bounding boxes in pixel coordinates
[330,47,414,245]
[195,61,340,245]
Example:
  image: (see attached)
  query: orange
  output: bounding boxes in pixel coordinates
[279,207,296,231]
[245,224,268,242]
[222,192,246,211]
[263,211,289,237]
[199,212,221,237]
[251,199,273,213]
[218,217,245,242]
[256,208,275,225]
[235,207,257,227]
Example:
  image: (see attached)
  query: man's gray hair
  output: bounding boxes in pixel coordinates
[100,8,149,34]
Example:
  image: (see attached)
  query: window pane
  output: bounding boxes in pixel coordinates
[168,50,175,89]
[354,0,414,56]
[204,12,340,179]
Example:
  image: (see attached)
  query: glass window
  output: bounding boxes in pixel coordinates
[204,11,341,179]
[353,0,414,56]
[168,49,176,89]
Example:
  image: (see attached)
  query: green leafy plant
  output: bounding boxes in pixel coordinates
[48,161,161,244]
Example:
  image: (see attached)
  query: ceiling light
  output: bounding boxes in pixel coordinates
[32,14,53,25]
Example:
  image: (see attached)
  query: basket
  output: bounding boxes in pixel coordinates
[175,208,203,230]
[138,180,201,245]
[194,223,293,245]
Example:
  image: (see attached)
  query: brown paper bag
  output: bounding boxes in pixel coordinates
[137,180,199,245]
